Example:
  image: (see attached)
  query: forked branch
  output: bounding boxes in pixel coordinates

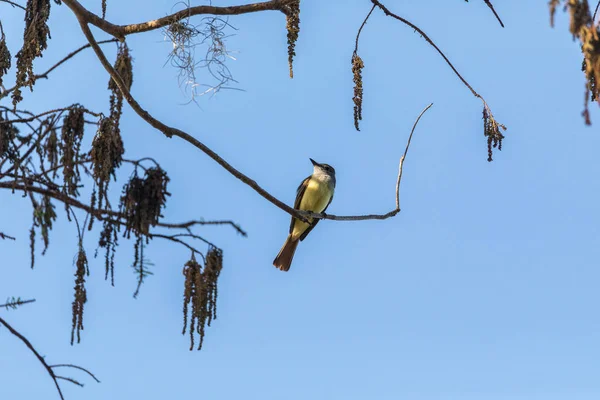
[0,315,98,400]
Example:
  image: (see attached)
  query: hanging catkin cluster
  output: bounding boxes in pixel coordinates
[483,105,506,162]
[0,30,10,87]
[71,246,89,345]
[90,118,124,211]
[13,0,61,106]
[119,167,170,238]
[60,106,85,196]
[282,0,300,78]
[351,53,364,131]
[108,43,133,133]
[550,0,600,124]
[182,247,223,350]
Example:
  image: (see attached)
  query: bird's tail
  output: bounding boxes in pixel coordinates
[273,234,299,272]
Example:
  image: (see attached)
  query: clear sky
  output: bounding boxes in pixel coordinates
[1,1,600,399]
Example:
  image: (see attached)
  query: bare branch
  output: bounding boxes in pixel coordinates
[371,0,482,100]
[294,103,433,222]
[55,376,84,387]
[61,0,296,39]
[49,364,101,383]
[483,0,504,27]
[159,219,247,236]
[0,232,16,240]
[0,0,25,11]
[464,0,504,27]
[1,39,118,99]
[0,316,66,400]
[396,103,433,211]
[354,4,376,54]
[594,1,600,21]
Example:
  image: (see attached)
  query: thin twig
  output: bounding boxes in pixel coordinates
[0,316,66,400]
[370,0,481,100]
[0,0,25,11]
[594,0,600,22]
[0,106,101,125]
[1,40,118,98]
[354,4,376,54]
[397,103,432,211]
[160,219,247,236]
[55,376,84,387]
[49,364,101,383]
[483,0,504,28]
[298,103,432,222]
[0,232,16,240]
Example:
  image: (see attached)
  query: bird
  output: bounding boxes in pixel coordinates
[273,158,336,271]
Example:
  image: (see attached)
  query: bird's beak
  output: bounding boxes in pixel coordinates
[309,158,319,167]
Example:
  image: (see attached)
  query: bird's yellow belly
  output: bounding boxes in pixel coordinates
[291,178,332,240]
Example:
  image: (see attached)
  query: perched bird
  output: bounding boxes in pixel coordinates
[273,158,336,271]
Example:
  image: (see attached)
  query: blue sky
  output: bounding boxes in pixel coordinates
[1,1,600,399]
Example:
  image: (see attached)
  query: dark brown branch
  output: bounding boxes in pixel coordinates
[159,220,247,236]
[0,316,66,400]
[594,1,600,21]
[0,0,25,11]
[0,182,245,245]
[1,40,118,98]
[61,0,295,39]
[371,0,482,100]
[49,365,101,383]
[483,0,505,28]
[0,232,16,240]
[55,376,83,387]
[0,106,101,125]
[151,233,205,256]
[354,4,376,54]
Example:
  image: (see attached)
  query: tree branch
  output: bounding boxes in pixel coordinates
[0,39,118,99]
[0,316,66,400]
[371,0,483,100]
[0,0,25,11]
[49,364,101,383]
[0,181,245,245]
[483,0,505,28]
[0,232,16,240]
[61,0,295,39]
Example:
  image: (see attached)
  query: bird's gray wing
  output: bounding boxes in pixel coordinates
[289,176,311,234]
[297,190,334,242]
